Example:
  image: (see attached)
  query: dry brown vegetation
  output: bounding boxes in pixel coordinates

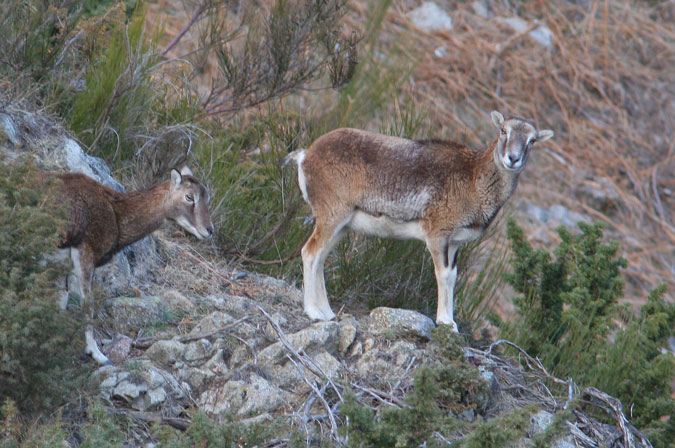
[379,0,673,305]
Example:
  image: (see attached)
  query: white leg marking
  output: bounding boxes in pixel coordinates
[302,219,349,321]
[85,325,112,365]
[429,241,459,332]
[70,247,87,301]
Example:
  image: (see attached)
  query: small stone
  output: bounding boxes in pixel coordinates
[102,334,133,364]
[338,319,358,355]
[184,339,213,363]
[471,1,489,19]
[407,2,453,32]
[529,410,554,436]
[265,312,288,342]
[499,17,552,47]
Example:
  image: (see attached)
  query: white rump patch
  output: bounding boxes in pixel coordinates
[349,211,426,241]
[296,150,309,203]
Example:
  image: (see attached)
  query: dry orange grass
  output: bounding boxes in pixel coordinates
[371,0,673,305]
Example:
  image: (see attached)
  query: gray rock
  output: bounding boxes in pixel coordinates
[529,410,554,436]
[471,1,489,19]
[458,408,476,423]
[355,340,420,380]
[202,294,256,316]
[184,339,214,363]
[265,312,288,342]
[198,374,289,417]
[368,307,435,341]
[161,290,195,312]
[499,16,552,47]
[266,350,343,391]
[575,178,620,212]
[189,311,235,336]
[107,296,164,332]
[93,362,183,411]
[102,334,133,364]
[178,367,213,390]
[338,318,358,355]
[146,339,186,366]
[258,321,340,367]
[407,2,453,32]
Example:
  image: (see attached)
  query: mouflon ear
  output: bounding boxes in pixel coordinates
[179,166,194,177]
[536,129,554,142]
[170,169,183,187]
[491,110,505,128]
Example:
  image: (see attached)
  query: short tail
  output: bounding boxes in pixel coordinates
[283,149,305,168]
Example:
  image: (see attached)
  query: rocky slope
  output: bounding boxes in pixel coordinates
[0,99,655,447]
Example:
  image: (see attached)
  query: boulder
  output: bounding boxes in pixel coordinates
[258,321,339,367]
[198,374,289,417]
[368,307,435,341]
[146,339,186,366]
[188,311,235,336]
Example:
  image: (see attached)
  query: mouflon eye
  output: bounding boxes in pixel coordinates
[185,193,194,202]
[500,128,507,135]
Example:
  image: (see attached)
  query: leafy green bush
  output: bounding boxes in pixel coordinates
[500,219,674,447]
[0,161,83,414]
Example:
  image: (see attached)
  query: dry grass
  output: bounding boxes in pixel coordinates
[369,0,674,304]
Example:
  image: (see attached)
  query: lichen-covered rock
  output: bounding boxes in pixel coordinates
[107,296,164,331]
[189,311,235,336]
[184,339,214,363]
[265,350,343,391]
[258,321,339,367]
[338,317,358,355]
[92,362,184,412]
[198,374,289,417]
[146,339,186,366]
[368,307,435,341]
[355,340,421,381]
[161,290,195,313]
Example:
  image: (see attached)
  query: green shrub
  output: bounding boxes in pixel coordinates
[155,410,287,448]
[0,161,83,414]
[501,219,674,447]
[340,327,488,447]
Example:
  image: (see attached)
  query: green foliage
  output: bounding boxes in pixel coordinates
[340,327,488,446]
[459,406,533,448]
[69,4,161,163]
[155,410,285,448]
[501,219,674,446]
[0,160,83,414]
[0,1,80,82]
